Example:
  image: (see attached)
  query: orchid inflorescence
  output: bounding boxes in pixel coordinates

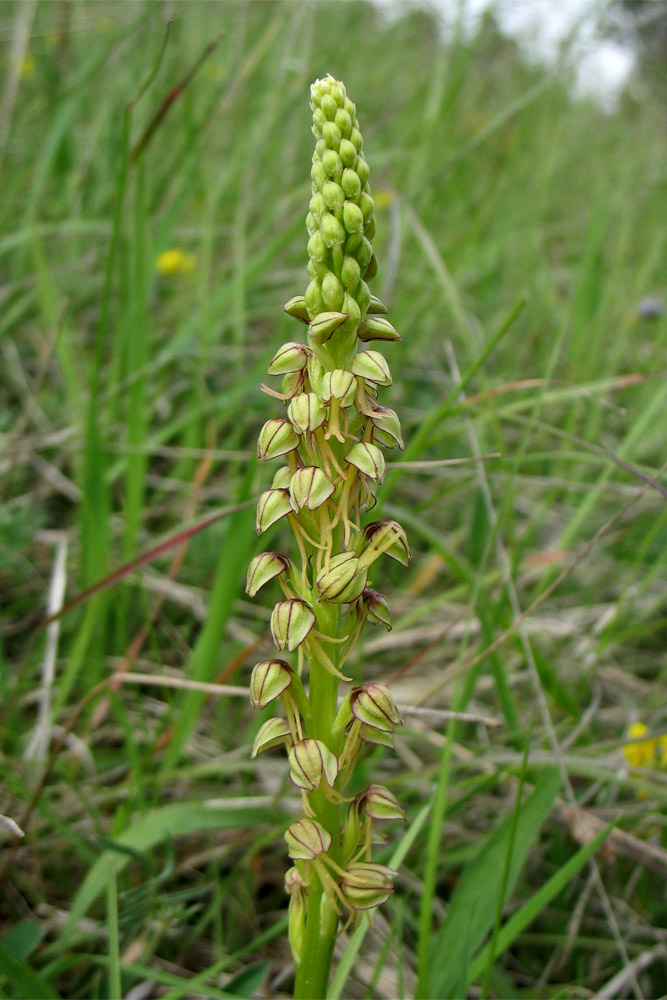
[247,75,409,972]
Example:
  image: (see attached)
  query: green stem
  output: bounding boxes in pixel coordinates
[294,603,342,999]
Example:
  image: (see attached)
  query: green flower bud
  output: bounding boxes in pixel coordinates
[359,191,374,224]
[251,716,291,758]
[250,658,293,709]
[284,295,310,323]
[271,466,292,489]
[310,158,327,188]
[288,392,326,434]
[289,466,335,512]
[364,254,378,282]
[354,784,405,822]
[322,180,345,213]
[321,213,346,248]
[316,552,368,604]
[352,350,392,386]
[322,120,342,149]
[320,368,355,403]
[341,255,361,291]
[369,405,403,449]
[349,127,363,152]
[341,167,362,200]
[285,817,332,860]
[257,418,300,461]
[360,588,392,630]
[334,107,353,138]
[288,738,339,790]
[345,442,386,482]
[356,156,370,186]
[305,279,325,317]
[255,488,291,535]
[340,862,395,911]
[343,201,365,235]
[321,272,345,310]
[356,279,372,318]
[267,341,310,376]
[339,138,357,168]
[345,232,373,272]
[357,314,401,342]
[307,230,327,263]
[322,148,343,181]
[246,551,292,597]
[307,310,349,345]
[339,292,362,335]
[351,682,402,732]
[367,294,388,315]
[320,93,337,120]
[271,599,316,651]
[287,876,306,965]
[359,519,411,567]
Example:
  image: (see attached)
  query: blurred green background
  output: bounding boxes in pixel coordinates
[1,1,666,997]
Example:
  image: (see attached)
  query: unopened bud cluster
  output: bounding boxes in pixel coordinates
[247,76,409,960]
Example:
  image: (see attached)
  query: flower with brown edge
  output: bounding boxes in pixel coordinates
[285,817,332,860]
[288,392,326,434]
[369,405,404,449]
[340,861,396,911]
[284,295,310,323]
[255,488,291,535]
[316,552,368,604]
[353,784,405,822]
[360,588,392,630]
[270,599,316,652]
[289,466,335,512]
[288,738,339,790]
[246,552,292,598]
[352,350,392,387]
[267,341,311,376]
[345,442,385,482]
[250,659,293,709]
[357,314,401,343]
[358,519,410,567]
[351,683,402,732]
[251,717,292,758]
[257,418,300,461]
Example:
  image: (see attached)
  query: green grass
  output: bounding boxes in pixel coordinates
[1,2,666,998]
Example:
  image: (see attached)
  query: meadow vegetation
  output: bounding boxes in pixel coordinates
[1,2,666,997]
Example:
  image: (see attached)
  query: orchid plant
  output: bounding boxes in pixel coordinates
[247,75,409,998]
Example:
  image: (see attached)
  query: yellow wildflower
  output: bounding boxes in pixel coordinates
[624,722,667,769]
[19,54,35,80]
[156,249,197,276]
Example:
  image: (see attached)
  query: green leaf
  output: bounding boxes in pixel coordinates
[62,800,281,943]
[0,940,61,1000]
[223,962,270,997]
[428,768,561,998]
[1,922,44,961]
[466,822,613,986]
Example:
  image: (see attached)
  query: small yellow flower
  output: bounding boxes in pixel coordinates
[156,249,197,276]
[624,722,665,769]
[19,54,35,80]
